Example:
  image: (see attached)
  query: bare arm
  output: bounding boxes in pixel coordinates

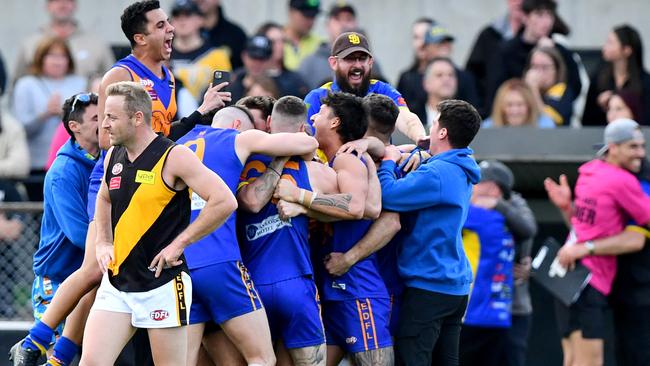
[274,154,368,220]
[237,156,289,213]
[362,153,381,220]
[95,148,115,274]
[557,227,648,269]
[150,145,237,277]
[395,108,426,143]
[324,211,401,276]
[544,174,573,227]
[235,130,318,165]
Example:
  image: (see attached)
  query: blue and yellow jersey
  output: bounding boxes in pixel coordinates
[237,154,314,285]
[114,55,177,136]
[176,126,243,269]
[462,205,514,328]
[303,80,408,132]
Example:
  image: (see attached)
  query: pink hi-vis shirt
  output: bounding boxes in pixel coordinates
[572,159,650,295]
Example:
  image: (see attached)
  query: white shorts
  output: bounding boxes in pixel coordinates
[92,271,192,328]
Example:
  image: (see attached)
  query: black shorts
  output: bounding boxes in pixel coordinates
[555,284,608,339]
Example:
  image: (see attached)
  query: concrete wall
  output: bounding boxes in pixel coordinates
[1,0,649,85]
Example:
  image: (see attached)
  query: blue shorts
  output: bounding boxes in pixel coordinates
[190,261,263,325]
[256,276,325,349]
[323,298,392,353]
[31,275,64,342]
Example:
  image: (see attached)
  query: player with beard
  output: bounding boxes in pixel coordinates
[304,32,427,145]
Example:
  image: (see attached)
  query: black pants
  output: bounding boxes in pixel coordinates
[395,287,468,366]
[503,314,532,366]
[613,304,650,366]
[459,325,507,366]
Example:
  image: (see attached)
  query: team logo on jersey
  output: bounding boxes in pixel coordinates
[331,281,347,290]
[135,170,155,185]
[111,163,123,175]
[109,176,121,190]
[348,33,361,44]
[345,336,357,344]
[140,79,154,88]
[147,89,159,101]
[150,310,169,321]
[245,215,292,241]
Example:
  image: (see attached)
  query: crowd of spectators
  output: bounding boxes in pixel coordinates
[1,0,649,365]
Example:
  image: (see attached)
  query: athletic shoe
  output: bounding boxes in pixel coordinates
[8,340,42,366]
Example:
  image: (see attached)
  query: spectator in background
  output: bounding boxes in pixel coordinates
[170,1,231,101]
[256,22,309,99]
[415,57,458,133]
[524,46,574,126]
[487,0,581,115]
[13,0,114,83]
[12,37,86,201]
[230,35,274,102]
[397,18,435,110]
[398,22,479,117]
[466,0,525,116]
[483,78,555,128]
[283,0,323,71]
[0,108,30,183]
[583,24,650,126]
[607,90,643,124]
[236,95,275,131]
[193,0,247,70]
[245,74,280,100]
[298,2,384,89]
[460,161,517,366]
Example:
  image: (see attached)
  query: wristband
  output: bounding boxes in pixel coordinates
[298,189,306,205]
[585,240,595,255]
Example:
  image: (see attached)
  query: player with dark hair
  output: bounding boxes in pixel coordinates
[10,93,99,366]
[379,99,482,365]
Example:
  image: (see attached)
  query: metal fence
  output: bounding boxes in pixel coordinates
[0,202,42,321]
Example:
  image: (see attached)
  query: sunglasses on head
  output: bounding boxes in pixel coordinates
[70,93,96,114]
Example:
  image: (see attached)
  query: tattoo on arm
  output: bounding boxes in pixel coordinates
[352,346,394,366]
[289,344,326,366]
[254,171,279,201]
[313,193,352,212]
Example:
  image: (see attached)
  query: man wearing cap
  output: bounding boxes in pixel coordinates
[297,3,385,90]
[460,160,537,366]
[304,31,427,145]
[545,118,650,366]
[398,22,479,120]
[230,35,275,102]
[284,0,323,71]
[170,1,232,100]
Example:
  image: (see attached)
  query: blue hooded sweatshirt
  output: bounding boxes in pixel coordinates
[378,147,481,296]
[33,139,96,282]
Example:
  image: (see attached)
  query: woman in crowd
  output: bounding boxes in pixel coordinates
[245,74,280,99]
[606,90,643,124]
[11,37,85,200]
[483,78,555,128]
[583,24,650,126]
[524,46,574,126]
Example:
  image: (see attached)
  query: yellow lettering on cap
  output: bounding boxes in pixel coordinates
[135,170,155,185]
[348,33,361,44]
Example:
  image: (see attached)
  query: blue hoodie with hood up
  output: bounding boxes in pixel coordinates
[378,147,481,296]
[33,139,96,282]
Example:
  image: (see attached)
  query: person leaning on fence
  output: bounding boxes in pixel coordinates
[10,92,100,366]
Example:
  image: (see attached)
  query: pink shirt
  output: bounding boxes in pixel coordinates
[45,124,70,170]
[573,159,650,295]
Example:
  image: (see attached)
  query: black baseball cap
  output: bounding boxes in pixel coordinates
[171,1,201,17]
[289,0,321,18]
[245,35,273,60]
[331,31,372,58]
[329,2,356,18]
